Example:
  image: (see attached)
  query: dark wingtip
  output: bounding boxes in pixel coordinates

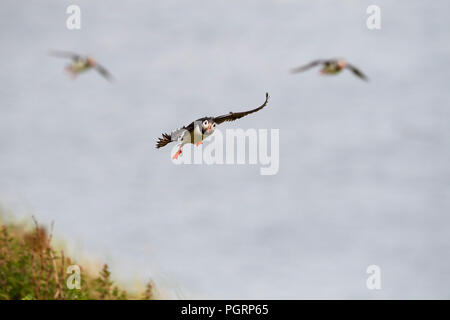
[155,133,172,149]
[48,49,60,58]
[105,74,115,82]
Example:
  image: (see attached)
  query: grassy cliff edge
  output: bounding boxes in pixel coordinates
[0,216,156,300]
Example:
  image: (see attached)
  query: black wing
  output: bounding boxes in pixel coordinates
[49,50,82,61]
[156,133,172,148]
[290,60,327,73]
[156,126,190,148]
[345,63,368,81]
[95,64,114,81]
[213,93,269,125]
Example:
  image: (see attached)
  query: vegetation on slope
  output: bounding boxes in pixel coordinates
[0,216,156,300]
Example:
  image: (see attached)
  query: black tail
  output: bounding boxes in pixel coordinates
[156,133,172,148]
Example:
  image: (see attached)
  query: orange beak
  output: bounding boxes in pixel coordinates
[206,123,212,133]
[337,60,346,68]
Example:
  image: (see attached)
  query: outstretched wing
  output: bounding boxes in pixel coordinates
[290,60,326,73]
[49,50,82,61]
[345,63,368,81]
[156,127,189,148]
[95,64,114,81]
[213,92,269,125]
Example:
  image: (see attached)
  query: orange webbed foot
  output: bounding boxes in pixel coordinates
[195,141,203,146]
[172,149,182,159]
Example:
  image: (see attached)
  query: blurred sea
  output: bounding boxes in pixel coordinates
[1,0,450,298]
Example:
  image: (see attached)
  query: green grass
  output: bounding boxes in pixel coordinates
[0,216,156,300]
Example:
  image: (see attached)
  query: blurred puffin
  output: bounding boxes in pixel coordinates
[291,58,368,81]
[50,50,113,81]
[156,92,270,159]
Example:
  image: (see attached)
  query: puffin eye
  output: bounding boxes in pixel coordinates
[203,120,208,127]
[212,123,216,128]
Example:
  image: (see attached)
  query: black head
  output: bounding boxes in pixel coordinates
[197,117,217,135]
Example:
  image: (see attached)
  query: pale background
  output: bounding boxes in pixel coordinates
[1,0,449,298]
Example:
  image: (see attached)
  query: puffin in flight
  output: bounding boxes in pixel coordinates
[291,58,368,81]
[50,50,113,81]
[156,92,270,159]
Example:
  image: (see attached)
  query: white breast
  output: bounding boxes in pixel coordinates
[192,124,203,143]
